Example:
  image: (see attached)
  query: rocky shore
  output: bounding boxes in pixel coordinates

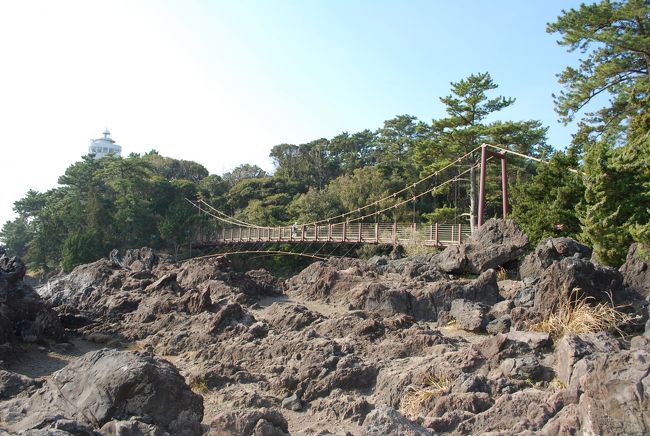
[1,219,648,435]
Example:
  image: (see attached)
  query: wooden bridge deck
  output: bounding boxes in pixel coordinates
[214,223,471,246]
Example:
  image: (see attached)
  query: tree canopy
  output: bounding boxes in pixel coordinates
[2,3,648,271]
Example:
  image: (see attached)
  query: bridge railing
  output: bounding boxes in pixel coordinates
[216,222,472,246]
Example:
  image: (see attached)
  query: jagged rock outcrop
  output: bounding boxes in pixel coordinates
[362,406,432,436]
[207,408,289,436]
[533,256,648,322]
[434,219,529,274]
[0,255,64,362]
[449,299,490,332]
[0,349,204,435]
[519,237,592,280]
[620,243,650,297]
[287,258,500,322]
[1,226,647,435]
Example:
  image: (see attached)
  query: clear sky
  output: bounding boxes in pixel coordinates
[0,0,588,227]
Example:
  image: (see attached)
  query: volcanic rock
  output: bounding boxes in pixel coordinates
[533,256,647,320]
[620,243,650,297]
[449,299,490,332]
[0,256,64,360]
[434,219,529,274]
[208,408,289,436]
[519,237,592,280]
[0,349,203,435]
[361,406,432,436]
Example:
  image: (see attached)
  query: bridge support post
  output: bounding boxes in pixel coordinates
[315,224,319,241]
[435,223,439,246]
[392,223,397,245]
[478,144,488,227]
[342,222,347,242]
[328,223,332,242]
[501,154,508,218]
[459,224,463,244]
[374,223,379,243]
[478,144,509,227]
[301,225,306,242]
[358,223,362,242]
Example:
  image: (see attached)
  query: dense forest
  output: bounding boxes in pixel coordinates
[1,0,648,272]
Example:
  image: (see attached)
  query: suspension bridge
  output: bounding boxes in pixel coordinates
[186,144,546,258]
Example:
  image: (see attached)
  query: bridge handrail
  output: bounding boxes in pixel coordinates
[215,222,472,246]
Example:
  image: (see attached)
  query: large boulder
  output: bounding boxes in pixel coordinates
[553,333,621,386]
[449,299,489,332]
[544,336,650,435]
[0,254,26,287]
[0,349,204,435]
[620,243,650,298]
[0,370,40,400]
[519,237,592,280]
[533,256,647,320]
[207,408,289,436]
[361,406,432,436]
[0,256,65,358]
[434,219,529,274]
[411,269,500,321]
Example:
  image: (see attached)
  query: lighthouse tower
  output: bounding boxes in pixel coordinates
[88,129,122,159]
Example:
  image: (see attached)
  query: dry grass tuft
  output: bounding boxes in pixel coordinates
[400,373,449,418]
[403,241,436,257]
[189,378,209,394]
[547,378,567,392]
[529,288,639,340]
[495,266,508,281]
[122,341,144,352]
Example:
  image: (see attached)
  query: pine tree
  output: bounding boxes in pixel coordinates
[580,139,650,266]
[548,0,650,147]
[510,149,584,244]
[414,72,548,229]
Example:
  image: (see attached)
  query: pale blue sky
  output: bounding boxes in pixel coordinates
[0,0,589,226]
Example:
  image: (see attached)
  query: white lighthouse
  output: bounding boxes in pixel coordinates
[88,129,122,159]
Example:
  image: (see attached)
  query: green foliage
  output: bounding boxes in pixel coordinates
[547,0,650,147]
[270,139,339,190]
[510,149,585,243]
[142,151,209,182]
[374,115,419,163]
[414,72,549,227]
[226,177,302,218]
[421,207,458,224]
[0,217,30,257]
[579,140,650,266]
[222,164,268,188]
[287,188,344,223]
[548,0,650,265]
[2,153,219,272]
[329,130,376,174]
[61,229,103,272]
